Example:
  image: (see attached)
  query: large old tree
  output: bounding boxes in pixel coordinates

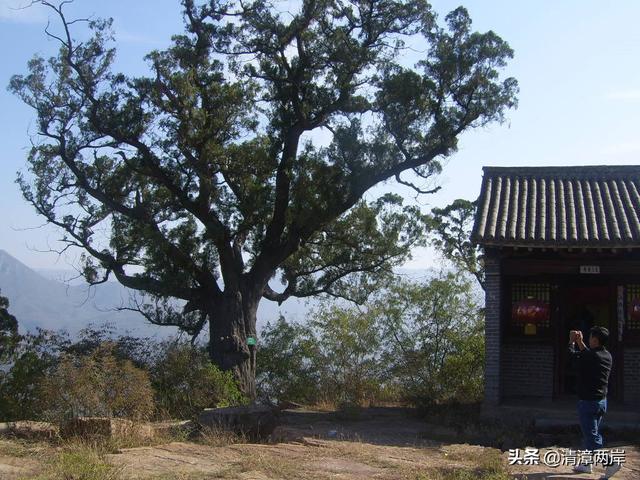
[11,0,517,397]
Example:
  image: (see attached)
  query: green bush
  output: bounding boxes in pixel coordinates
[311,304,388,406]
[0,329,68,421]
[0,291,18,362]
[258,307,391,407]
[38,342,155,422]
[257,316,321,404]
[258,270,484,409]
[0,327,246,422]
[436,326,485,404]
[151,340,246,419]
[377,271,484,406]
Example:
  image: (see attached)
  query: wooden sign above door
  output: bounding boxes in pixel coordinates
[580,265,600,274]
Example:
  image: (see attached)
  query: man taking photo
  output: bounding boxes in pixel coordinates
[568,326,621,479]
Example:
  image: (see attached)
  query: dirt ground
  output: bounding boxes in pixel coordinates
[2,408,638,479]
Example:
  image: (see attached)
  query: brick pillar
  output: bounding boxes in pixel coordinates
[624,347,640,406]
[483,253,502,407]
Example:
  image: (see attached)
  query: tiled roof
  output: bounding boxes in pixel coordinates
[472,166,640,247]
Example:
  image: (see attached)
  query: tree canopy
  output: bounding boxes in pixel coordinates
[428,198,484,289]
[10,0,517,396]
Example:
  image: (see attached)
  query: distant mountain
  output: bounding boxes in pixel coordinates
[0,250,308,337]
[0,249,166,336]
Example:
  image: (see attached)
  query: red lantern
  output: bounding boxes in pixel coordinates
[630,297,640,323]
[512,298,550,325]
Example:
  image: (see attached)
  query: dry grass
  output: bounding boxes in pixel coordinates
[8,421,200,480]
[0,438,47,458]
[195,424,249,447]
[440,448,511,480]
[309,399,339,412]
[22,438,124,480]
[215,451,302,479]
[329,440,512,480]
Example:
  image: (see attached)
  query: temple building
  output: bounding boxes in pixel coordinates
[472,166,640,414]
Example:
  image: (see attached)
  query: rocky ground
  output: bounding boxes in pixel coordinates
[0,408,637,479]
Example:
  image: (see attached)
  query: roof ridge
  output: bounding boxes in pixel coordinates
[483,165,640,175]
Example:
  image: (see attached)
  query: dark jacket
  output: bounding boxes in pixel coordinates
[568,343,612,400]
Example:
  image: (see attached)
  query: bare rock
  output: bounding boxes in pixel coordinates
[60,417,154,439]
[197,405,278,440]
[150,420,196,439]
[0,421,58,440]
[277,400,304,411]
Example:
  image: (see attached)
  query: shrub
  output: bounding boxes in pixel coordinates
[376,271,484,406]
[0,329,68,421]
[311,304,388,406]
[39,342,154,422]
[0,291,18,362]
[436,325,485,404]
[257,316,321,404]
[257,269,484,409]
[258,307,391,408]
[151,340,246,419]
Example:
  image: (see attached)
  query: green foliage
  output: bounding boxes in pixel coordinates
[39,343,155,422]
[311,304,389,405]
[257,315,320,404]
[151,340,247,419]
[0,327,245,422]
[281,194,428,303]
[428,199,484,289]
[0,329,68,420]
[258,269,483,407]
[9,0,517,365]
[377,271,484,405]
[438,329,485,403]
[0,290,18,361]
[258,306,395,406]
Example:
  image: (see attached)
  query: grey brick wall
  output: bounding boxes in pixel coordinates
[501,343,554,399]
[624,347,640,406]
[484,254,502,406]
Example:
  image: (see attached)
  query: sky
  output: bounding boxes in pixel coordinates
[1,0,640,271]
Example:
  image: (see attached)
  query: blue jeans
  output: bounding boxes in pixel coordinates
[577,398,607,452]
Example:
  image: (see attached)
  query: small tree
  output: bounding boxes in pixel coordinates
[10,0,517,397]
[311,304,387,406]
[257,315,321,404]
[257,272,483,407]
[0,291,19,361]
[376,270,483,404]
[0,329,69,421]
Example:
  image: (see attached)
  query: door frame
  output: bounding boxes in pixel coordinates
[553,276,621,401]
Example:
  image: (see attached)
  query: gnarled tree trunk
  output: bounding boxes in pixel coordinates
[208,289,259,400]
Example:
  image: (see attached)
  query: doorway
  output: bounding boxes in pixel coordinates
[556,283,619,400]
